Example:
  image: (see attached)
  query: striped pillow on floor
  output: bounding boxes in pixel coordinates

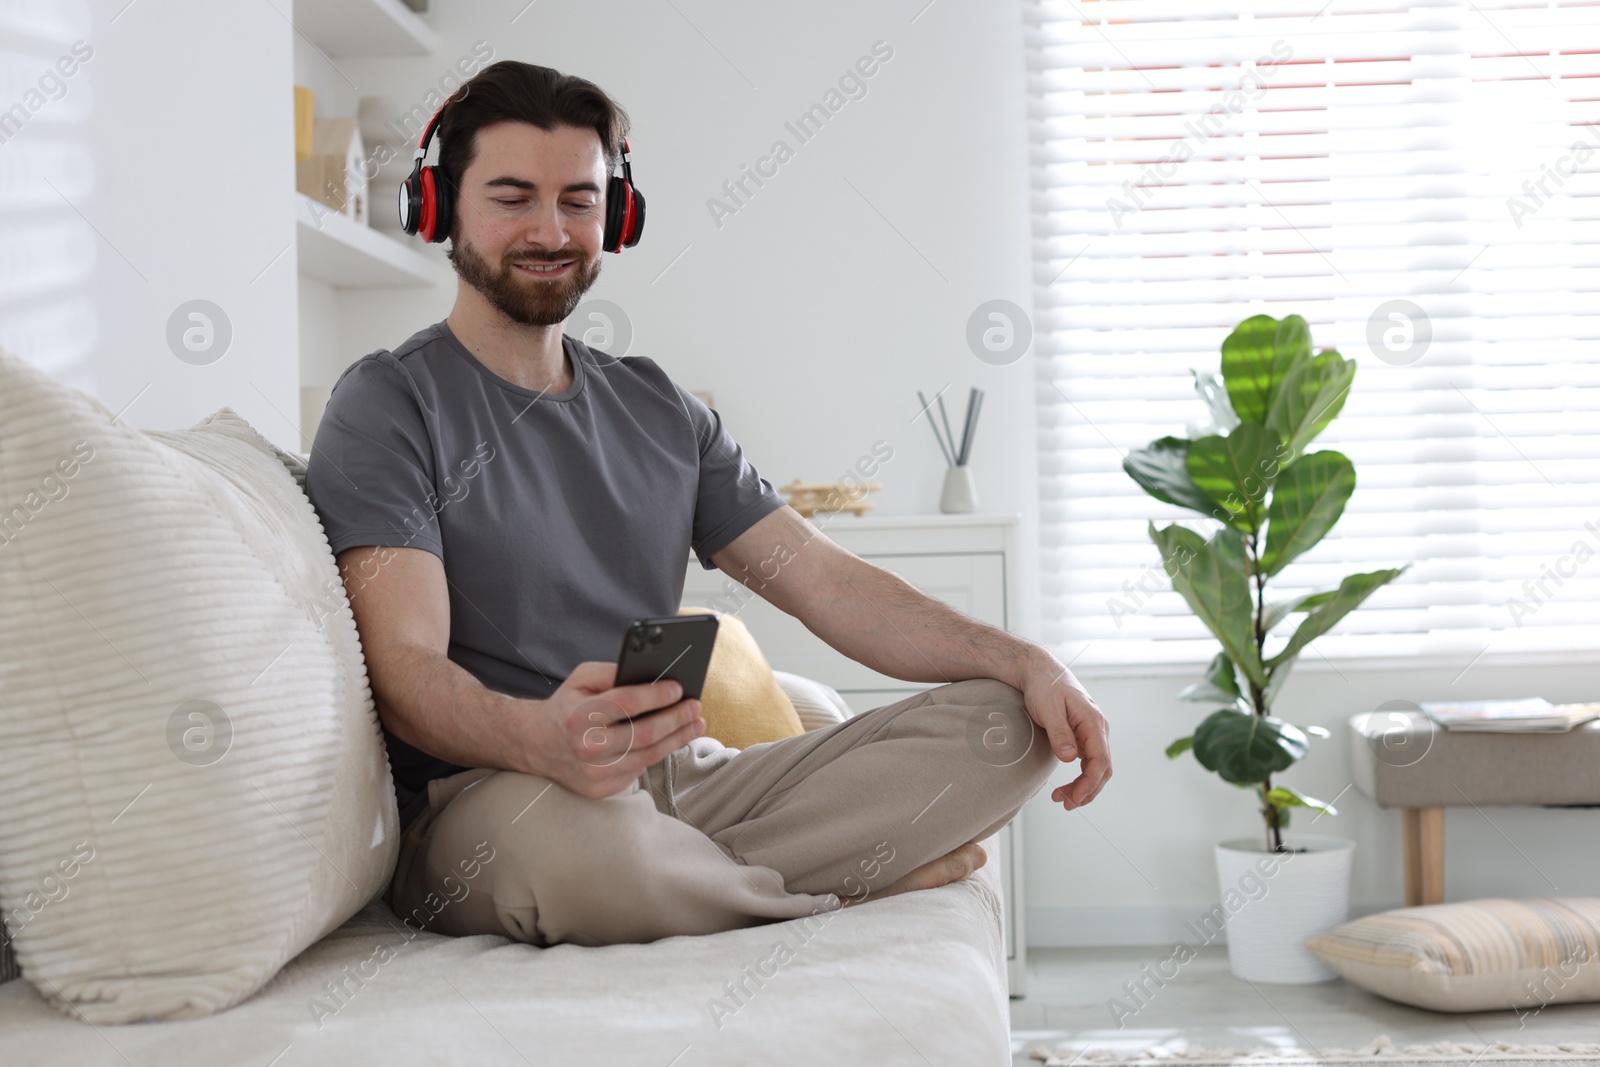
[1306,897,1600,1013]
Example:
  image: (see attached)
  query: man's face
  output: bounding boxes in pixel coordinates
[447,121,608,326]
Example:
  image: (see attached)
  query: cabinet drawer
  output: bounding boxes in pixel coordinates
[682,552,1006,692]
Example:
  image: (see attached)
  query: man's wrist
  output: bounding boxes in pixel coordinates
[999,640,1058,690]
[497,690,549,778]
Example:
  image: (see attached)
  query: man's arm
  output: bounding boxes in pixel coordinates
[706,506,1111,809]
[335,545,704,799]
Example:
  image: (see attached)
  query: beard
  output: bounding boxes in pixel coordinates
[448,232,602,327]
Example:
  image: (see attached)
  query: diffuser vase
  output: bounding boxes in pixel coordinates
[940,465,978,514]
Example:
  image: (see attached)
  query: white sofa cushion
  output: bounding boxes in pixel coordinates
[0,833,1010,1065]
[0,350,398,1023]
[773,670,858,732]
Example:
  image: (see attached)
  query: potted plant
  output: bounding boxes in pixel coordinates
[1122,312,1407,983]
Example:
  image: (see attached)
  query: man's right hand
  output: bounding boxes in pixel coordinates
[528,661,706,799]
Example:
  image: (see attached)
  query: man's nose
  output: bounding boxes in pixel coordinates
[513,203,571,254]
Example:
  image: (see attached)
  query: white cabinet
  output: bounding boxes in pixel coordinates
[681,512,1029,996]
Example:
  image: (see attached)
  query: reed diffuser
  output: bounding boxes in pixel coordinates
[917,387,984,514]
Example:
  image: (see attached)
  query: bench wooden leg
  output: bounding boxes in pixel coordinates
[1401,806,1445,906]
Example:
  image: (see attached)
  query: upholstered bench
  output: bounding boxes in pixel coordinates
[1347,710,1600,905]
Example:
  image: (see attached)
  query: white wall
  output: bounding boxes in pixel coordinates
[2,0,300,452]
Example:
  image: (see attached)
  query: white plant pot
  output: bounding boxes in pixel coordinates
[1213,834,1354,984]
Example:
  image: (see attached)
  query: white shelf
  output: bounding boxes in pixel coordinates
[294,0,437,57]
[294,193,440,288]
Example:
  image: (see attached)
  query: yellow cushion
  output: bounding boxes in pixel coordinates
[677,607,805,749]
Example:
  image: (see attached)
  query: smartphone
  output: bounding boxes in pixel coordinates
[614,614,719,704]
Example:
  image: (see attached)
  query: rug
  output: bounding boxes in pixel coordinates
[1024,1036,1600,1065]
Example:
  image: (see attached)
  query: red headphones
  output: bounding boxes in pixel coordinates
[398,91,645,252]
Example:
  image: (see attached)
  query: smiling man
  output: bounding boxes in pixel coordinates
[303,61,1110,948]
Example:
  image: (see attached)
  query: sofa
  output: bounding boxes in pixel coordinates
[0,349,1013,1065]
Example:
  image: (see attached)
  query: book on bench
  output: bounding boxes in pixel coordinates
[1420,697,1600,733]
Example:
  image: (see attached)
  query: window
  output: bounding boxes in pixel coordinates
[0,4,96,386]
[1028,0,1600,668]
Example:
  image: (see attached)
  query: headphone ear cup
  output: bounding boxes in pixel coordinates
[623,187,645,249]
[418,167,439,242]
[426,165,453,244]
[399,168,423,236]
[604,173,628,253]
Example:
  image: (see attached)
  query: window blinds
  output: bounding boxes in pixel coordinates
[1027,0,1600,668]
[0,3,96,385]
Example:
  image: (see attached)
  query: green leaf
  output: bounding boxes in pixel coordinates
[1268,567,1409,668]
[1261,450,1356,576]
[1177,651,1244,704]
[1123,437,1215,515]
[1191,708,1309,785]
[1185,424,1284,533]
[1267,349,1356,461]
[1149,523,1267,689]
[1220,314,1311,424]
[1193,370,1240,432]
[1266,786,1339,817]
[1166,736,1194,759]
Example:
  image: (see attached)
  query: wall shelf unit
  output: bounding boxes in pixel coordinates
[295,193,439,288]
[295,0,438,57]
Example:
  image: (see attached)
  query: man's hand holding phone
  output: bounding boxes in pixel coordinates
[528,661,705,800]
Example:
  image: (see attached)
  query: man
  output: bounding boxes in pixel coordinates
[305,61,1110,948]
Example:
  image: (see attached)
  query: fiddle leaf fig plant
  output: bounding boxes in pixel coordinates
[1123,313,1408,852]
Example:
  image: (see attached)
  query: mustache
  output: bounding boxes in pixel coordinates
[506,253,581,266]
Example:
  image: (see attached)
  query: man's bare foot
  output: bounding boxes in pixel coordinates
[841,842,987,907]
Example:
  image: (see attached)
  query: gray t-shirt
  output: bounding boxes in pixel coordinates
[303,319,785,829]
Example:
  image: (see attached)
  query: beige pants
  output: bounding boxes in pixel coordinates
[386,678,1055,947]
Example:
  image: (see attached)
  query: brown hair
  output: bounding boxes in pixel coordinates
[436,60,630,207]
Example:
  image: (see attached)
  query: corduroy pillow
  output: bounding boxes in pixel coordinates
[676,608,806,749]
[773,669,857,732]
[1306,897,1600,1013]
[0,350,398,1023]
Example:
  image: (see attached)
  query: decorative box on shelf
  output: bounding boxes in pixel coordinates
[680,511,1030,995]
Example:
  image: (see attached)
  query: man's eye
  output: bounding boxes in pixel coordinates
[494,199,525,207]
[567,201,595,211]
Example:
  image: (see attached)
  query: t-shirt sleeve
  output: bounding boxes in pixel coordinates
[303,354,444,561]
[671,382,786,570]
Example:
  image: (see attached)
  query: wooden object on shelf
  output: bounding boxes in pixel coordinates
[293,86,315,161]
[296,118,369,226]
[780,479,882,518]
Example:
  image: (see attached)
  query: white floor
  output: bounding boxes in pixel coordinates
[1011,946,1600,1065]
